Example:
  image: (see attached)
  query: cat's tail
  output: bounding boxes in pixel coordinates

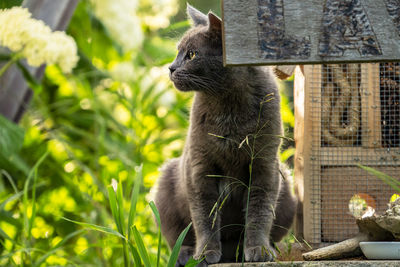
[270,163,298,243]
[154,158,195,250]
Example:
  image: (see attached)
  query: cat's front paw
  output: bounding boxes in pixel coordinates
[195,249,221,265]
[204,249,222,264]
[175,246,194,267]
[244,244,276,262]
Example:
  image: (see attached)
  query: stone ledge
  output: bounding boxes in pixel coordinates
[211,261,400,267]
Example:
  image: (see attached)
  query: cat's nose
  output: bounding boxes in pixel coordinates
[169,65,176,74]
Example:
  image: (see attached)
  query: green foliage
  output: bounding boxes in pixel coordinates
[167,223,195,267]
[0,0,191,265]
[358,165,400,193]
[0,114,24,158]
[0,0,296,266]
[0,0,22,9]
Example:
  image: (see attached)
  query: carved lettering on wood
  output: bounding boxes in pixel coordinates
[319,0,382,57]
[223,0,400,65]
[385,0,400,36]
[257,0,311,59]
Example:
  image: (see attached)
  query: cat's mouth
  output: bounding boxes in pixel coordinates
[170,72,191,92]
[172,81,190,92]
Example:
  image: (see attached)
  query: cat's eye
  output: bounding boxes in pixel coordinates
[187,50,197,60]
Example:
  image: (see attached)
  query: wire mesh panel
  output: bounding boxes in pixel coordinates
[380,63,400,148]
[297,63,400,246]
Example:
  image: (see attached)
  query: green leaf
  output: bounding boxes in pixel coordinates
[358,165,400,192]
[0,114,24,158]
[128,165,142,240]
[27,168,38,239]
[132,225,151,267]
[0,152,30,175]
[116,179,125,235]
[128,243,142,267]
[107,185,123,234]
[167,223,192,267]
[0,0,22,8]
[62,217,126,240]
[184,258,202,267]
[16,61,42,93]
[149,201,161,267]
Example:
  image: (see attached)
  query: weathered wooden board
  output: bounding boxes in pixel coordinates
[0,0,78,122]
[222,0,400,66]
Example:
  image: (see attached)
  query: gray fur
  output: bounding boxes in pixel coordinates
[155,6,297,267]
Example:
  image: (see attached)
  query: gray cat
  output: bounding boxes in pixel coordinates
[155,5,297,266]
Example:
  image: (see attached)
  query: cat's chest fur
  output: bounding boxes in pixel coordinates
[189,93,258,164]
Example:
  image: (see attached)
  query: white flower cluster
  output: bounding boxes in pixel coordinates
[110,62,136,82]
[142,0,178,30]
[140,0,179,30]
[0,7,78,73]
[90,0,143,51]
[90,0,178,51]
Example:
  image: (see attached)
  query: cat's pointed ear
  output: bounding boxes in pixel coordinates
[208,12,222,32]
[187,4,208,26]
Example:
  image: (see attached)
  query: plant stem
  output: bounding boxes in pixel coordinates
[242,138,255,265]
[0,53,22,78]
[242,99,266,265]
[123,241,129,267]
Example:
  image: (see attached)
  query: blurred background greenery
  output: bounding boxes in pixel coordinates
[0,0,294,266]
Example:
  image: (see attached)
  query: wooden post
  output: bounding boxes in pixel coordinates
[294,65,322,244]
[361,63,382,148]
[294,66,305,239]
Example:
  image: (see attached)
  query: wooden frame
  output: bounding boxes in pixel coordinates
[222,0,400,66]
[295,63,400,246]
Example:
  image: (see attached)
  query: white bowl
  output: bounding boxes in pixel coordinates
[360,241,400,259]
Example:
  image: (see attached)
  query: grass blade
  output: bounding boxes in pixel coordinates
[28,169,38,240]
[128,165,142,240]
[1,170,18,193]
[128,243,142,267]
[108,179,128,267]
[23,151,48,241]
[34,229,85,267]
[132,225,151,267]
[358,164,400,192]
[107,184,123,234]
[167,223,192,267]
[116,179,125,235]
[149,201,161,267]
[62,217,126,240]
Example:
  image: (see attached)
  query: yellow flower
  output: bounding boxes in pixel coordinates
[0,7,78,73]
